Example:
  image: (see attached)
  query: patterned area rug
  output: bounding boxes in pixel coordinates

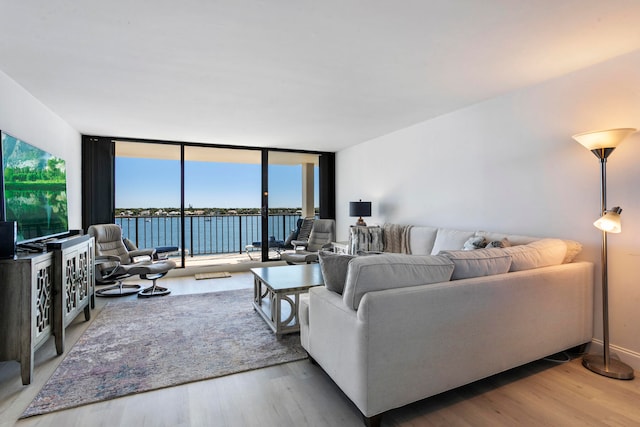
[22,288,307,418]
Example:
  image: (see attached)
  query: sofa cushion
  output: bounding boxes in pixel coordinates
[430,228,476,255]
[439,248,512,280]
[502,238,567,271]
[475,231,582,263]
[342,253,454,310]
[408,226,438,255]
[318,251,356,294]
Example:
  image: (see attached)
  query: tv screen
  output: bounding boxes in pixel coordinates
[1,131,69,243]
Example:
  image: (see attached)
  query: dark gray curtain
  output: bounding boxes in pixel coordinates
[81,136,114,231]
[319,152,335,219]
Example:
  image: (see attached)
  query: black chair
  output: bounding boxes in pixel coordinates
[88,224,176,298]
[288,218,315,250]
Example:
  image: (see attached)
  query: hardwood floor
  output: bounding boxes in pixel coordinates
[2,272,639,427]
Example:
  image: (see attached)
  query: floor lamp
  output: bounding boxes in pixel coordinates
[572,127,636,380]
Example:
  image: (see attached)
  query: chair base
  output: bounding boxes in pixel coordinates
[96,282,142,297]
[138,285,171,298]
[138,274,171,298]
[284,260,317,265]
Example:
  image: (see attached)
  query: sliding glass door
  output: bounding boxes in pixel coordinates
[114,141,184,267]
[183,146,262,265]
[112,140,331,267]
[266,151,319,260]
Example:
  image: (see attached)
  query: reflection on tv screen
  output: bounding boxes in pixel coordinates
[1,132,69,243]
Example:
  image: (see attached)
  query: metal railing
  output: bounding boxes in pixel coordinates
[115,213,302,256]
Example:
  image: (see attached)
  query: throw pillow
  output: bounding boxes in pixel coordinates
[501,238,567,271]
[318,251,356,295]
[342,253,454,310]
[486,238,511,248]
[563,240,583,263]
[463,236,487,250]
[431,228,475,255]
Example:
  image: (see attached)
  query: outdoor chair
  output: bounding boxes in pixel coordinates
[280,219,335,264]
[288,217,315,250]
[88,224,176,298]
[245,236,285,260]
[244,217,315,260]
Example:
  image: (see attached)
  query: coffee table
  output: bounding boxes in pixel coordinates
[251,264,324,337]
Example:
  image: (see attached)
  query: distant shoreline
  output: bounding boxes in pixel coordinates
[115,207,313,216]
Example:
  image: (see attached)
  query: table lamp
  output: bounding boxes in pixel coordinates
[349,200,371,226]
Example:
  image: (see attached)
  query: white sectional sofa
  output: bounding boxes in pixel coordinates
[299,225,594,427]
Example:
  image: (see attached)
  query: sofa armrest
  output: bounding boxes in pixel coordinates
[307,287,365,396]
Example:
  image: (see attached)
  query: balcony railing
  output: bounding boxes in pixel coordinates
[115,214,302,256]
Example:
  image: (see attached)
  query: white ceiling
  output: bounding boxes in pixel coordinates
[1,1,640,152]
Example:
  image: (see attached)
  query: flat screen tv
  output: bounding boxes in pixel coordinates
[1,131,69,243]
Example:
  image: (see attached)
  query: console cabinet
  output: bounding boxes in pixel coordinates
[0,234,94,385]
[48,234,95,356]
[0,251,55,385]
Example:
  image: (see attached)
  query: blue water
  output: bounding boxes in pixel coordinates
[116,214,300,255]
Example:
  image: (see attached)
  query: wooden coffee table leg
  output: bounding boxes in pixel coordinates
[273,291,282,336]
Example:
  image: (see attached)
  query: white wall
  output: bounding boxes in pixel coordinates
[0,70,82,230]
[337,49,640,368]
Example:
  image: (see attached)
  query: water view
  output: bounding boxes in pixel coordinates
[114,143,320,263]
[115,209,306,256]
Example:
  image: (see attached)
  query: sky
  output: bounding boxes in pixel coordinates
[115,157,318,209]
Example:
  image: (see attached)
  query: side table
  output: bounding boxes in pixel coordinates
[331,241,349,254]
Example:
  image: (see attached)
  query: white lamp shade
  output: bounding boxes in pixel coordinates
[594,210,622,233]
[572,128,636,150]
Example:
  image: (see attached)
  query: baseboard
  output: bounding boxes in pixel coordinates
[586,339,640,371]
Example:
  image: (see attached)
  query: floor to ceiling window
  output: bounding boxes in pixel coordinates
[110,139,331,267]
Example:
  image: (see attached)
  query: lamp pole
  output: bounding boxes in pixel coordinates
[580,146,634,379]
[598,152,611,372]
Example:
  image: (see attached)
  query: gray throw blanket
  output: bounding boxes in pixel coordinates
[382,223,413,254]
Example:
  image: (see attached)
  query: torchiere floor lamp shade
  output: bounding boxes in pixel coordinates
[572,127,636,380]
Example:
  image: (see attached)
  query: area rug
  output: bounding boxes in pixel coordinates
[194,271,232,280]
[22,288,307,418]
